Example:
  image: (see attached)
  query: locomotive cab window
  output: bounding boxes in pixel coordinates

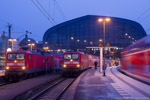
[72,54,79,59]
[16,54,25,60]
[7,54,16,60]
[64,54,71,59]
[7,53,25,60]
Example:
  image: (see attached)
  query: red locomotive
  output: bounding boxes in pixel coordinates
[121,35,150,79]
[5,51,54,81]
[62,51,99,76]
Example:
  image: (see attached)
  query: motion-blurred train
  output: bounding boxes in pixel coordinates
[62,52,99,76]
[121,35,150,79]
[5,51,63,81]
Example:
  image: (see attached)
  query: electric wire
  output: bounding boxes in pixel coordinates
[53,0,56,18]
[138,8,150,19]
[0,19,32,40]
[35,0,56,24]
[0,18,9,24]
[31,0,54,25]
[13,25,26,32]
[49,0,51,17]
[137,7,150,23]
[55,0,67,21]
[140,13,150,22]
[146,27,150,32]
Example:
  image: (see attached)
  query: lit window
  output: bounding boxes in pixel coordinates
[125,33,128,36]
[45,42,48,44]
[71,37,74,40]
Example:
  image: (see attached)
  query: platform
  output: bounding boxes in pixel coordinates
[64,66,150,100]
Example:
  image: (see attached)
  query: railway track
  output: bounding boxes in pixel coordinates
[12,76,76,100]
[0,82,10,86]
[0,76,10,86]
[54,78,76,100]
[36,78,75,100]
[29,77,67,100]
[12,68,90,100]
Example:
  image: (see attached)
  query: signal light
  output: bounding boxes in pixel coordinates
[63,64,67,68]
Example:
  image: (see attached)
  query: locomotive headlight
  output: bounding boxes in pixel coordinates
[77,64,80,68]
[63,64,67,68]
[14,60,17,63]
[6,66,10,70]
[22,66,26,70]
[70,59,73,62]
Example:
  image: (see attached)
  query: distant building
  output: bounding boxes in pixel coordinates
[43,15,147,58]
[19,35,43,51]
[36,41,43,51]
[19,35,36,51]
[43,15,147,57]
[0,34,8,54]
[0,34,8,69]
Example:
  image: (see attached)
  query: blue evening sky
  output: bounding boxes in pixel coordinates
[0,0,150,41]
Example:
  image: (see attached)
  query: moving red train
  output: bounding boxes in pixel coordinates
[121,35,150,79]
[62,51,99,75]
[5,51,62,81]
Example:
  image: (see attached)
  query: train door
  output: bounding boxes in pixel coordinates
[33,54,37,73]
[81,54,84,70]
[27,54,31,71]
[56,59,60,70]
[45,57,48,74]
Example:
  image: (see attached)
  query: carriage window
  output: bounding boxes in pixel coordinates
[16,54,25,60]
[64,54,71,59]
[7,53,25,60]
[72,54,79,59]
[7,54,16,60]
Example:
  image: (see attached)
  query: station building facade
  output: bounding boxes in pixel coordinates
[43,15,147,53]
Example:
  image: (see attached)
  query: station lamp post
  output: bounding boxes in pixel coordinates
[28,43,35,51]
[43,47,49,52]
[8,38,17,50]
[98,17,111,76]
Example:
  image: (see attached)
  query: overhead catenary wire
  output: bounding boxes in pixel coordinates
[146,27,150,32]
[52,0,56,18]
[13,25,26,32]
[137,7,150,23]
[0,18,9,24]
[31,0,55,25]
[49,0,51,16]
[0,26,7,30]
[140,13,150,22]
[55,0,67,21]
[0,18,32,40]
[35,0,56,24]
[0,18,28,33]
[138,8,150,19]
